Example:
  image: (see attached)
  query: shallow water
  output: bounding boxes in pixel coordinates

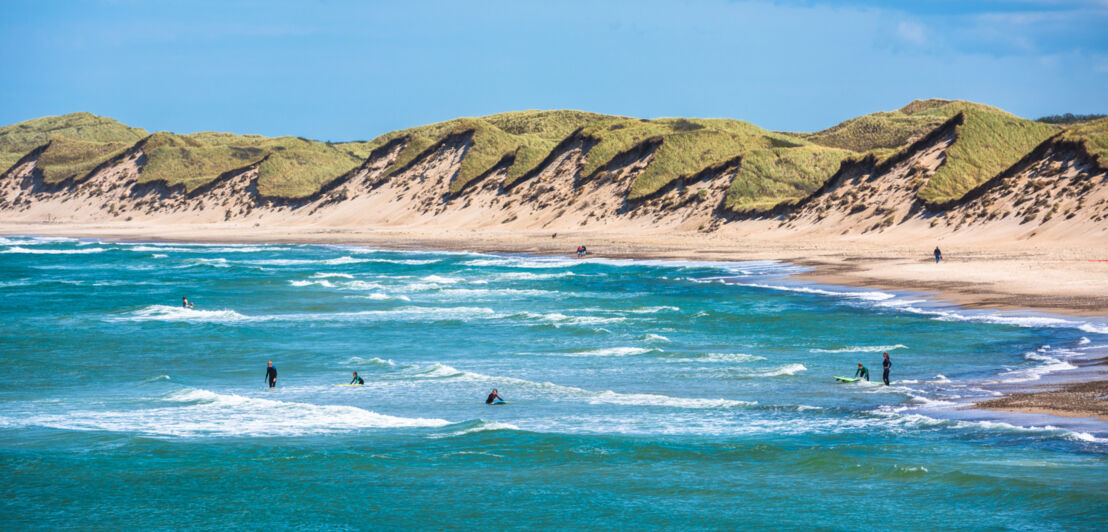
[1,236,1106,529]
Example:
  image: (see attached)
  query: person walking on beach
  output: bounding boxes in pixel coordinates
[934,246,942,263]
[265,360,278,388]
[882,352,891,386]
[576,245,587,258]
[350,371,364,385]
[854,363,870,382]
[182,296,194,308]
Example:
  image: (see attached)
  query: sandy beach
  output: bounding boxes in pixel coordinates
[3,220,1106,316]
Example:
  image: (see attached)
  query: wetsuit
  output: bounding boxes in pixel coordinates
[934,248,942,263]
[351,376,364,385]
[266,366,278,388]
[854,366,869,381]
[882,357,891,385]
[485,392,502,404]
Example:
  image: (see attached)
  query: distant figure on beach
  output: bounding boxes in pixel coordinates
[485,388,504,404]
[182,296,194,308]
[350,371,364,385]
[854,363,870,382]
[265,360,278,388]
[576,245,587,258]
[882,352,891,386]
[934,246,942,263]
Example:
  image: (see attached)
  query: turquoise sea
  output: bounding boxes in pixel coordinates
[1,236,1106,530]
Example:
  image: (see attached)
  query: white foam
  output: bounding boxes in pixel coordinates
[116,305,250,323]
[14,387,451,437]
[587,391,753,409]
[3,246,106,254]
[750,363,807,377]
[563,347,656,357]
[626,306,680,314]
[152,253,168,258]
[644,333,671,343]
[513,311,626,326]
[342,356,396,367]
[494,271,576,280]
[290,279,335,288]
[811,344,908,354]
[733,282,896,301]
[312,272,355,279]
[421,275,463,284]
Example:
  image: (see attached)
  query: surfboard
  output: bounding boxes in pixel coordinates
[488,401,507,405]
[336,383,364,386]
[834,376,860,383]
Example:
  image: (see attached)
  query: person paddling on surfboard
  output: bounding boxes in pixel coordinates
[485,389,504,404]
[350,371,364,385]
[854,363,869,382]
[265,360,278,388]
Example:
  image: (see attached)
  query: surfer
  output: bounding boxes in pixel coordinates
[854,363,869,382]
[182,296,194,308]
[934,246,942,263]
[882,352,891,385]
[485,388,504,404]
[265,360,278,388]
[576,245,587,258]
[350,371,364,385]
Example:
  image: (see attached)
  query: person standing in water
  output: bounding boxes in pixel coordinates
[182,296,194,308]
[350,371,364,385]
[882,352,892,386]
[854,363,869,382]
[485,389,504,404]
[934,246,942,263]
[265,360,278,388]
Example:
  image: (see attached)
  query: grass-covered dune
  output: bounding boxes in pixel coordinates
[1,100,1097,211]
[0,112,147,175]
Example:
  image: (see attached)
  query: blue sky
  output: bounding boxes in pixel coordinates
[1,0,1105,141]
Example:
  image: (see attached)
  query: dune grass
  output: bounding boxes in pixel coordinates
[37,138,132,183]
[1058,117,1108,165]
[725,146,850,212]
[256,138,363,198]
[0,112,147,173]
[916,105,1057,204]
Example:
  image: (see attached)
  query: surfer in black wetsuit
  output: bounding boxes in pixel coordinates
[350,371,364,385]
[182,296,194,308]
[854,363,869,381]
[265,360,278,388]
[485,389,503,404]
[882,352,891,385]
[934,246,942,263]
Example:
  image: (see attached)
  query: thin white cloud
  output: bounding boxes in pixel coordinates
[896,20,927,46]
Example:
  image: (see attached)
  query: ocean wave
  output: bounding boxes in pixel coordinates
[13,387,452,437]
[643,333,671,343]
[746,364,807,377]
[733,282,896,301]
[494,271,577,280]
[111,305,499,324]
[512,311,626,326]
[562,347,658,357]
[312,272,355,279]
[626,306,680,314]
[399,363,753,410]
[2,246,107,255]
[811,344,908,354]
[290,279,335,288]
[342,356,396,367]
[433,420,522,438]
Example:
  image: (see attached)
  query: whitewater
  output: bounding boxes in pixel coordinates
[1,236,1105,529]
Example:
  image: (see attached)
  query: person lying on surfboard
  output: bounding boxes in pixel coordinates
[350,371,364,385]
[485,389,504,404]
[854,363,870,381]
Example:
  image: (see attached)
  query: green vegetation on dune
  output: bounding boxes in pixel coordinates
[1058,117,1108,166]
[142,132,364,197]
[37,138,132,183]
[0,112,147,173]
[916,105,1057,204]
[1,103,1087,209]
[725,145,850,212]
[256,138,364,197]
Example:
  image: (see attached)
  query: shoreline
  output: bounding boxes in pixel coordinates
[3,222,1108,428]
[974,355,1108,424]
[3,221,1107,318]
